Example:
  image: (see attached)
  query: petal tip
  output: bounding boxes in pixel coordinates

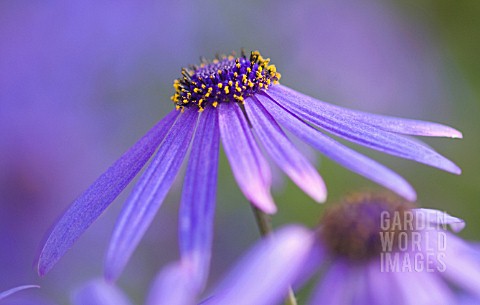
[301,177,327,203]
[313,191,327,204]
[263,204,278,214]
[453,131,463,139]
[248,189,277,214]
[451,165,462,175]
[37,267,47,278]
[425,126,463,138]
[443,127,463,139]
[405,192,417,203]
[397,185,417,203]
[37,257,51,277]
[450,221,466,233]
[259,201,277,214]
[438,159,462,175]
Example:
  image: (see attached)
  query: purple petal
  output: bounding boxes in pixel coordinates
[269,85,462,138]
[105,108,198,281]
[203,226,315,305]
[391,266,455,305]
[365,262,397,305]
[441,233,480,298]
[38,110,179,276]
[458,294,480,305]
[72,280,133,305]
[254,93,416,201]
[293,238,326,289]
[0,285,39,300]
[179,106,220,290]
[145,262,198,305]
[218,102,275,213]
[350,270,371,305]
[266,86,461,174]
[245,97,327,202]
[308,260,353,305]
[414,208,465,232]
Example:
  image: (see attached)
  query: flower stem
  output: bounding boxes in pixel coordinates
[251,205,298,305]
[251,205,273,236]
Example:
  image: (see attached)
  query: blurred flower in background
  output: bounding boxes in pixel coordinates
[71,226,313,305]
[202,194,480,305]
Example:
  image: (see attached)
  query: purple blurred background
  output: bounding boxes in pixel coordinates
[1,0,478,304]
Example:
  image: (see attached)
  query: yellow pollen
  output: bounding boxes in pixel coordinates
[172,50,281,110]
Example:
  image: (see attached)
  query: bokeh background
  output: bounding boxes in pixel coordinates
[1,0,478,304]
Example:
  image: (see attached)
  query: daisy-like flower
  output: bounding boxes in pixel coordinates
[38,50,461,287]
[203,194,480,305]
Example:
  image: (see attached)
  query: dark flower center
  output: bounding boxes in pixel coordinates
[320,193,415,261]
[171,50,281,111]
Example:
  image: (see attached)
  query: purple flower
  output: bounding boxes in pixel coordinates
[38,51,461,290]
[72,267,198,305]
[71,228,313,305]
[202,194,480,305]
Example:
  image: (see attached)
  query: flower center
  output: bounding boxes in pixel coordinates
[171,50,281,112]
[320,193,415,261]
